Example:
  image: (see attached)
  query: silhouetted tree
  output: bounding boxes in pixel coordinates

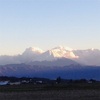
[56,76,61,84]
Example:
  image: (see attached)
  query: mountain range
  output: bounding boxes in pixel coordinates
[0,63,100,80]
[0,46,100,79]
[0,46,100,66]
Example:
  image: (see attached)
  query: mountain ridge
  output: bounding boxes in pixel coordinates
[0,63,100,80]
[0,46,100,65]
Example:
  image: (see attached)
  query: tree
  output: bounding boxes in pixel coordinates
[56,76,61,84]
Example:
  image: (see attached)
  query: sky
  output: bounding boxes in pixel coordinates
[0,0,100,55]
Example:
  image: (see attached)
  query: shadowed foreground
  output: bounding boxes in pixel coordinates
[0,90,100,100]
[0,83,100,100]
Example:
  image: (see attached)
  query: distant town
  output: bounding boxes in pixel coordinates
[0,76,99,86]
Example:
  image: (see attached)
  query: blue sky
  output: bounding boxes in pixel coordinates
[0,0,100,55]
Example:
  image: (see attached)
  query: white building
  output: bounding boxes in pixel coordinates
[0,81,9,85]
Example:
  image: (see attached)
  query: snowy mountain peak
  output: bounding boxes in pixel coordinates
[46,46,78,59]
[31,47,44,53]
[1,46,100,65]
[26,47,43,53]
[22,47,44,56]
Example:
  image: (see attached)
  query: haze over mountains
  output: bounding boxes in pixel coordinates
[0,46,100,79]
[0,46,100,66]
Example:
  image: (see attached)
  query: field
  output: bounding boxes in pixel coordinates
[0,83,100,100]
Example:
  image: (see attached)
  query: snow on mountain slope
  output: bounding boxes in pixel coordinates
[0,47,44,65]
[0,46,100,65]
[35,46,78,61]
[20,47,44,63]
[73,49,100,65]
[49,46,76,58]
[22,47,44,55]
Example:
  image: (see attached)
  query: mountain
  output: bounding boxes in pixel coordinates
[22,47,44,55]
[0,46,100,79]
[0,47,44,65]
[0,63,100,80]
[19,47,44,63]
[35,46,78,61]
[0,46,100,65]
[0,56,81,78]
[29,58,80,66]
[73,49,100,65]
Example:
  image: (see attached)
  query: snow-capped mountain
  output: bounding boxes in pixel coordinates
[0,47,44,65]
[22,47,44,55]
[35,46,78,61]
[73,49,100,65]
[47,46,78,59]
[0,46,100,65]
[20,47,44,63]
[0,46,100,79]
